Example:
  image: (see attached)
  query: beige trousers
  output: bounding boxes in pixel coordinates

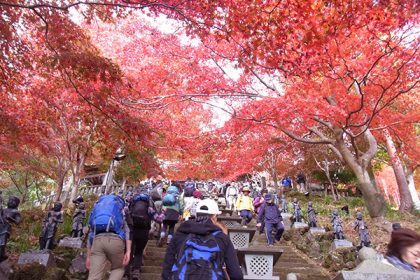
[88,235,125,280]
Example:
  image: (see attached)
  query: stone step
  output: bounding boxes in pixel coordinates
[138,269,329,280]
[140,230,331,280]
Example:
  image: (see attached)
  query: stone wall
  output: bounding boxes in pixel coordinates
[283,228,357,273]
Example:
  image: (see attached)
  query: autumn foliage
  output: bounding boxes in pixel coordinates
[0,1,418,216]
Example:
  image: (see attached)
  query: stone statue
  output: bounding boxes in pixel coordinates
[281,194,288,213]
[331,209,344,240]
[354,212,370,248]
[0,196,21,262]
[39,202,63,250]
[307,201,317,227]
[292,198,302,223]
[71,202,86,238]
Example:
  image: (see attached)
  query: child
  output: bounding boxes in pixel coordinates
[236,186,254,227]
[257,193,284,246]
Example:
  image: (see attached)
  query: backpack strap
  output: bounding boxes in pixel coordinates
[210,231,224,279]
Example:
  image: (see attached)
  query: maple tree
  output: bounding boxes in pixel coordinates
[1,1,418,219]
[177,1,419,218]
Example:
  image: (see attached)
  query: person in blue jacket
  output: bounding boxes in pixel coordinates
[257,193,284,246]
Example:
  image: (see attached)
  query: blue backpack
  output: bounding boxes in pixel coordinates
[167,186,180,195]
[162,193,177,206]
[89,195,125,237]
[133,193,150,203]
[171,231,224,280]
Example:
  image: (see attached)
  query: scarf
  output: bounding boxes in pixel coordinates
[385,255,417,272]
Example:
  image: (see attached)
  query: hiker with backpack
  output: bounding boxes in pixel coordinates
[235,186,254,227]
[281,175,292,190]
[162,198,243,280]
[256,193,284,247]
[159,185,184,246]
[126,190,157,278]
[86,194,132,280]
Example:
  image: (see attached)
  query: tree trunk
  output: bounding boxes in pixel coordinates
[384,130,413,212]
[335,128,385,218]
[405,165,420,210]
[68,153,85,208]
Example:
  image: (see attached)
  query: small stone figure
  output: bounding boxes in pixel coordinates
[331,209,344,240]
[280,194,288,213]
[307,201,317,227]
[71,202,86,238]
[0,196,21,262]
[292,198,302,223]
[39,201,63,250]
[354,212,370,248]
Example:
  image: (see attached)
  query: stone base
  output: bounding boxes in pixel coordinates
[281,213,292,230]
[17,250,56,267]
[309,227,326,234]
[331,239,353,250]
[69,253,87,274]
[333,259,419,280]
[0,259,11,279]
[292,222,309,229]
[58,237,83,249]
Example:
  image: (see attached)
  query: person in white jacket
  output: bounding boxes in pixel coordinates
[225,183,239,211]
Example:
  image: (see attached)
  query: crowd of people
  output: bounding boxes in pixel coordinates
[2,174,415,280]
[83,176,420,280]
[83,176,298,280]
[81,175,419,279]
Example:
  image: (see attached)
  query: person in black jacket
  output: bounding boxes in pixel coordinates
[161,198,243,280]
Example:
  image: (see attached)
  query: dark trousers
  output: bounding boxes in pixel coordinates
[259,220,265,234]
[265,222,284,245]
[161,220,177,236]
[240,210,252,225]
[131,228,149,270]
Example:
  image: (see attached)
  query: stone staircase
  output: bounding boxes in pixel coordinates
[139,225,331,280]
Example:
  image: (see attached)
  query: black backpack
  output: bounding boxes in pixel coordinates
[130,194,151,229]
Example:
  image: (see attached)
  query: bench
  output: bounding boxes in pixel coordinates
[227,226,256,249]
[237,247,283,280]
[217,216,242,227]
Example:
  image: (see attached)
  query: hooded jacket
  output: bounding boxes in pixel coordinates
[161,218,243,280]
[258,202,283,224]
